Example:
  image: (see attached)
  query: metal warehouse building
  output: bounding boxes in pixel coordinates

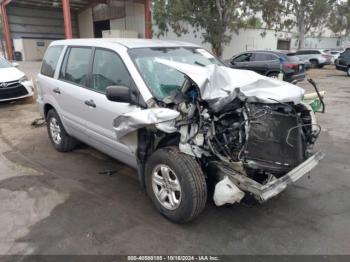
[0,0,151,61]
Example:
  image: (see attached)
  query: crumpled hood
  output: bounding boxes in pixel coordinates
[0,67,25,82]
[155,58,305,109]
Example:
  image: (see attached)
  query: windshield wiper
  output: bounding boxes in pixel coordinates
[194,61,205,67]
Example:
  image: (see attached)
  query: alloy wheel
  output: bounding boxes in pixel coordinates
[49,117,62,145]
[152,164,181,210]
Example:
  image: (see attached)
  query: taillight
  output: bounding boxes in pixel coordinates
[284,63,298,69]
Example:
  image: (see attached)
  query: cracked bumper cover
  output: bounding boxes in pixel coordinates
[215,151,325,202]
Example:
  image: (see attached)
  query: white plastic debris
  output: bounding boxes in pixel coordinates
[213,176,245,206]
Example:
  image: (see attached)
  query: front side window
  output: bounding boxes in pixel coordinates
[92,49,131,93]
[129,47,222,101]
[41,46,63,77]
[60,47,92,86]
[234,53,252,62]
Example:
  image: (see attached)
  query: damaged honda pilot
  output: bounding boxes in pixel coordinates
[37,39,324,223]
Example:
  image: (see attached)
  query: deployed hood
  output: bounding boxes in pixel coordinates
[113,59,306,139]
[155,58,305,111]
[0,67,25,82]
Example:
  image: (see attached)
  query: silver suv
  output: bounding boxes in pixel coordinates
[295,49,332,68]
[37,39,323,223]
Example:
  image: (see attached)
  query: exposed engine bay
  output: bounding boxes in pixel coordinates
[113,61,324,205]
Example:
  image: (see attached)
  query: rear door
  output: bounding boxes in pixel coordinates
[251,52,279,75]
[37,45,65,115]
[82,47,138,167]
[56,46,93,143]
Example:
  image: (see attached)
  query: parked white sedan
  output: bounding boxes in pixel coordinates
[0,57,34,102]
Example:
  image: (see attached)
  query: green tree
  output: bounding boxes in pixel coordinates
[253,0,334,49]
[328,0,350,36]
[153,0,254,57]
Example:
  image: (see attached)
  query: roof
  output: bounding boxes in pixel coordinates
[248,50,284,55]
[3,0,91,11]
[51,38,200,49]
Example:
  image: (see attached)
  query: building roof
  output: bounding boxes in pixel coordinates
[2,0,91,11]
[51,38,200,49]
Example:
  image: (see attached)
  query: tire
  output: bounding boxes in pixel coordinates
[267,72,279,79]
[46,109,77,152]
[347,66,350,77]
[145,147,207,223]
[310,59,319,68]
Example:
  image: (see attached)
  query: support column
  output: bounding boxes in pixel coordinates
[1,0,13,60]
[62,0,73,39]
[144,0,151,39]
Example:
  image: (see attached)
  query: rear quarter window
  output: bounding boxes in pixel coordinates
[41,46,64,77]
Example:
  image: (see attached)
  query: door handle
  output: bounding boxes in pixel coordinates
[53,88,61,94]
[84,99,96,108]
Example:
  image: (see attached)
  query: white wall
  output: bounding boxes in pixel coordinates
[78,7,94,38]
[156,26,292,59]
[13,38,53,61]
[110,2,145,37]
[290,37,343,50]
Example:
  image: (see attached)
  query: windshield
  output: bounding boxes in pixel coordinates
[128,47,222,101]
[0,58,12,69]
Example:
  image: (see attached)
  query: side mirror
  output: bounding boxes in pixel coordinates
[230,59,236,65]
[12,62,19,67]
[106,85,130,103]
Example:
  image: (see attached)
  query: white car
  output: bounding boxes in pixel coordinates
[0,57,34,102]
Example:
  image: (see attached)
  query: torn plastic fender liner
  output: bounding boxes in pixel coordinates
[113,108,180,139]
[155,58,305,111]
[210,151,325,202]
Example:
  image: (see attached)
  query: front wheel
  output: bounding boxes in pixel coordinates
[310,59,319,68]
[145,147,207,223]
[347,66,350,77]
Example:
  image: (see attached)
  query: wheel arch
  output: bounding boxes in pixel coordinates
[43,103,55,119]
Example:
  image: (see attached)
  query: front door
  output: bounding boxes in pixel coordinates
[230,53,253,71]
[83,48,138,167]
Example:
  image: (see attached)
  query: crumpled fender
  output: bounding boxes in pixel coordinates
[113,108,180,139]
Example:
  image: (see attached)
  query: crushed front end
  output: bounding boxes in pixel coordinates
[113,59,325,206]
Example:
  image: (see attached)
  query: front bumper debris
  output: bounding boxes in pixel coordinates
[212,151,325,202]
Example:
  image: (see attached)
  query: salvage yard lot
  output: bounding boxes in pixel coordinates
[0,63,349,254]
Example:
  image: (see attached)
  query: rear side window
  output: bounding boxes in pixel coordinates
[91,49,131,93]
[60,47,92,86]
[41,46,63,77]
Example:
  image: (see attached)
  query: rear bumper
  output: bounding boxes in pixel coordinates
[214,151,325,202]
[336,64,347,72]
[285,72,305,83]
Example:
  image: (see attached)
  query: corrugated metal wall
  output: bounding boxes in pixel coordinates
[7,6,78,39]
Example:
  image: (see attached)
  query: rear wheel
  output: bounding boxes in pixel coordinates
[46,109,77,152]
[310,59,319,68]
[267,72,279,79]
[145,147,207,223]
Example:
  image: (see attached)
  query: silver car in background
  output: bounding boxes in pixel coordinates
[295,49,332,68]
